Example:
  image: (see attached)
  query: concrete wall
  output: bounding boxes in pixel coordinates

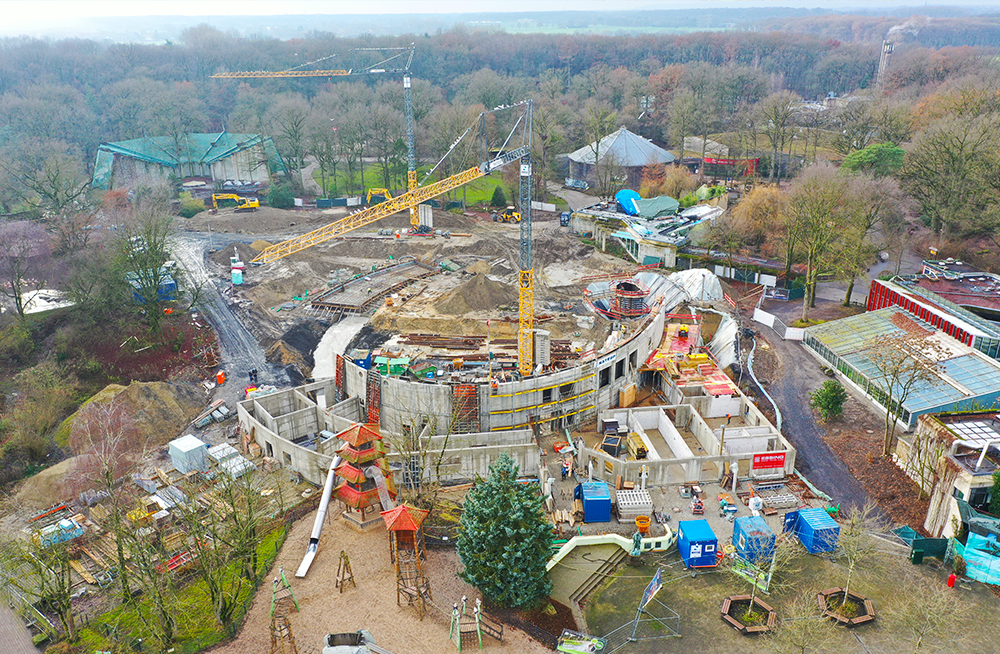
[386,429,540,484]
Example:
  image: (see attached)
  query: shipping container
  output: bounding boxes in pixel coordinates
[678,519,719,568]
[733,515,776,563]
[783,508,840,554]
[575,481,611,523]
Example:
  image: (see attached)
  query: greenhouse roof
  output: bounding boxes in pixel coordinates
[807,307,1000,415]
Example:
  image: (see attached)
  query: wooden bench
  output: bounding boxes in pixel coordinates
[721,613,745,632]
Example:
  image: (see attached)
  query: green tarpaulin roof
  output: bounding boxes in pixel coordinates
[92,133,286,188]
[635,195,679,218]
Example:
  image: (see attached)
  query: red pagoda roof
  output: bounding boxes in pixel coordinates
[334,483,382,510]
[335,423,382,447]
[334,462,367,484]
[380,503,429,532]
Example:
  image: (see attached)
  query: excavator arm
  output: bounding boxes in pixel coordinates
[251,146,528,264]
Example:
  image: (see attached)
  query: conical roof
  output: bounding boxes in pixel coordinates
[380,503,430,531]
[568,127,675,167]
[335,423,381,447]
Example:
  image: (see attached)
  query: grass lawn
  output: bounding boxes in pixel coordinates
[584,544,997,653]
[75,528,287,654]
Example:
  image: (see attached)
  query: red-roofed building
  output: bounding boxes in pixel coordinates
[332,423,396,529]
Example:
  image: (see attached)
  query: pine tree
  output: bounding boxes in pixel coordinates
[489,185,507,208]
[457,453,552,608]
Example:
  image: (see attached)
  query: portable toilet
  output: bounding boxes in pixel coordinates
[677,519,719,568]
[784,507,840,554]
[231,268,243,285]
[575,482,611,523]
[733,516,776,564]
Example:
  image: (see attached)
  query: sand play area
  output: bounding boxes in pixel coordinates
[208,506,549,654]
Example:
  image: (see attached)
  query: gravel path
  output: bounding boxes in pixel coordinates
[207,508,550,654]
[756,298,870,510]
[174,233,288,402]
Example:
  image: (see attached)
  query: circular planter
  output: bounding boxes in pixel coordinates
[720,595,777,635]
[816,587,876,627]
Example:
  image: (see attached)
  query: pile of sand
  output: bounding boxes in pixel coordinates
[250,239,272,252]
[465,260,491,275]
[57,381,206,449]
[434,273,517,315]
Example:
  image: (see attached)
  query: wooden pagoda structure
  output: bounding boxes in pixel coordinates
[333,423,396,530]
[380,503,432,618]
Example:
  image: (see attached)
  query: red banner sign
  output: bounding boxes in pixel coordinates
[752,452,786,469]
[704,156,760,175]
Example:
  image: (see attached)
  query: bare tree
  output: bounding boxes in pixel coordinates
[787,165,852,321]
[766,592,836,654]
[0,537,77,642]
[0,220,50,318]
[584,102,619,198]
[836,174,911,306]
[835,502,890,605]
[176,471,269,635]
[69,399,144,605]
[865,333,945,457]
[756,91,800,182]
[886,573,971,653]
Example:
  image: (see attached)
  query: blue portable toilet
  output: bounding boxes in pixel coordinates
[575,482,611,523]
[677,519,719,568]
[784,508,840,554]
[733,516,776,564]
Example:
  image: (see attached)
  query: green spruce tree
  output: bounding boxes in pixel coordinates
[457,453,552,608]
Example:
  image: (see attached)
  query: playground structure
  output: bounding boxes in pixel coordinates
[449,597,504,651]
[270,568,301,654]
[296,423,397,578]
[380,503,433,618]
[334,424,398,530]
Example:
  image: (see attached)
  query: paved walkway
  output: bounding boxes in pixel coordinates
[0,601,39,653]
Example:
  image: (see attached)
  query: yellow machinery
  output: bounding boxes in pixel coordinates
[211,194,259,212]
[495,206,521,223]
[250,149,525,265]
[366,188,393,204]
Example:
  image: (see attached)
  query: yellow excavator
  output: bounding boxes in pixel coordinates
[211,194,259,213]
[366,188,393,204]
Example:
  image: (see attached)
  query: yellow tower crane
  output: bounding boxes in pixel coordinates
[215,49,537,376]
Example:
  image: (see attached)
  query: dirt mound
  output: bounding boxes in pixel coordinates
[57,381,206,450]
[266,340,308,370]
[87,382,207,445]
[210,242,259,267]
[465,259,491,274]
[250,239,272,252]
[12,456,82,510]
[435,273,517,315]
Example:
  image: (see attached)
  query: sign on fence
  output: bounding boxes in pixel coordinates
[752,452,786,469]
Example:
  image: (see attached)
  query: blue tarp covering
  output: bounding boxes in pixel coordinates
[615,189,641,215]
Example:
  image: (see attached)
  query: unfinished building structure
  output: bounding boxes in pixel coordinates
[237,268,793,493]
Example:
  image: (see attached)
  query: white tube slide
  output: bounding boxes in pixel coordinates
[296,454,341,578]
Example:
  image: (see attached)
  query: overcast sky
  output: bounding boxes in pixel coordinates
[4,0,992,35]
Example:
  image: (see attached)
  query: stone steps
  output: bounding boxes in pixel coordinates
[570,547,627,604]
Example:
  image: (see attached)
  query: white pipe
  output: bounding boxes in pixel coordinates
[296,454,341,578]
[948,438,1000,472]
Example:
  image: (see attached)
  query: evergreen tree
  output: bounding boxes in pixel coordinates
[489,185,507,208]
[457,453,552,608]
[809,379,848,421]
